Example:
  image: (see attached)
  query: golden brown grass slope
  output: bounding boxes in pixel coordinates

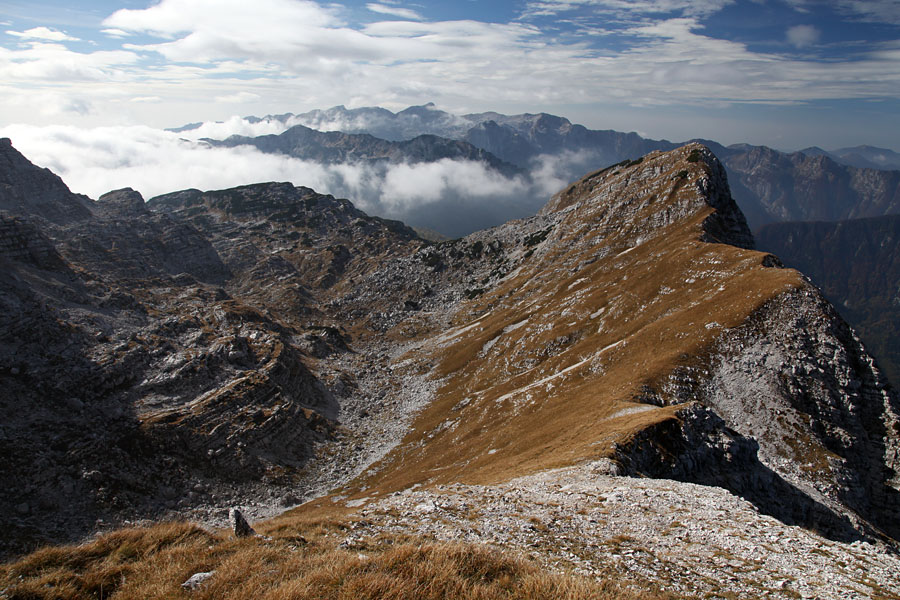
[0,518,678,599]
[340,144,801,496]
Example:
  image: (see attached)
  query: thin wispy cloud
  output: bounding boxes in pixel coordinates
[6,26,80,42]
[520,0,734,19]
[835,0,900,25]
[216,91,262,103]
[787,24,820,49]
[101,28,132,38]
[366,3,424,21]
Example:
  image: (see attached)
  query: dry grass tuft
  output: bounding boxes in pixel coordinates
[1,522,219,599]
[1,518,679,599]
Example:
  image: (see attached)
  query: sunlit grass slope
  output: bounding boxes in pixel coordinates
[0,518,677,599]
[339,144,801,496]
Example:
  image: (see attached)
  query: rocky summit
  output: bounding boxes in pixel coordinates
[1,138,899,598]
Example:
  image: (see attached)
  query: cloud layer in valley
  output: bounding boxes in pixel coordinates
[0,121,572,237]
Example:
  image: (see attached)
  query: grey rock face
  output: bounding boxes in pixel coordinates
[702,286,900,540]
[0,214,67,269]
[0,138,93,225]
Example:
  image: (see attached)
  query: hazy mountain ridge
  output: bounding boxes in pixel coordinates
[204,123,522,178]
[2,139,899,598]
[802,145,900,171]
[192,104,900,233]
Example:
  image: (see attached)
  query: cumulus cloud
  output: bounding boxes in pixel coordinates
[0,41,138,82]
[6,27,80,42]
[379,158,530,211]
[103,0,356,64]
[93,0,900,116]
[786,25,820,48]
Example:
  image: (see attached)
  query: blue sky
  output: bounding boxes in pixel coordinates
[1,0,899,150]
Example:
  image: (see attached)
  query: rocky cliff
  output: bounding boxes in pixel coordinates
[756,215,900,386]
[1,139,899,597]
[0,143,424,556]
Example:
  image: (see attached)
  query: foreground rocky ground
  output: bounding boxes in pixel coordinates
[338,462,900,600]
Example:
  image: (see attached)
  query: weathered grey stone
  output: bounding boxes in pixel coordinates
[181,571,214,590]
[229,508,256,538]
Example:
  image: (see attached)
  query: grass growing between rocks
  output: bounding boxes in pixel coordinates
[1,517,680,600]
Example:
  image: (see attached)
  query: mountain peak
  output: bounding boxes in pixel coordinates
[0,138,93,225]
[543,143,753,250]
[97,187,148,217]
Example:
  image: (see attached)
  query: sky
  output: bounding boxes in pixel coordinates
[1,0,899,232]
[1,0,899,149]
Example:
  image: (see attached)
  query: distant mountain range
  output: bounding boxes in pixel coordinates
[177,103,900,232]
[800,145,900,171]
[203,124,522,178]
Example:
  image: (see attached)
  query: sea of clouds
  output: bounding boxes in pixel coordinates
[0,118,594,237]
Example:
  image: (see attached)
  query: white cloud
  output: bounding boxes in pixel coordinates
[1,91,96,117]
[0,0,897,142]
[6,26,80,42]
[0,41,138,82]
[103,0,353,63]
[177,115,308,140]
[102,28,132,38]
[786,24,820,48]
[215,91,262,103]
[379,158,530,211]
[0,123,342,200]
[366,3,424,21]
